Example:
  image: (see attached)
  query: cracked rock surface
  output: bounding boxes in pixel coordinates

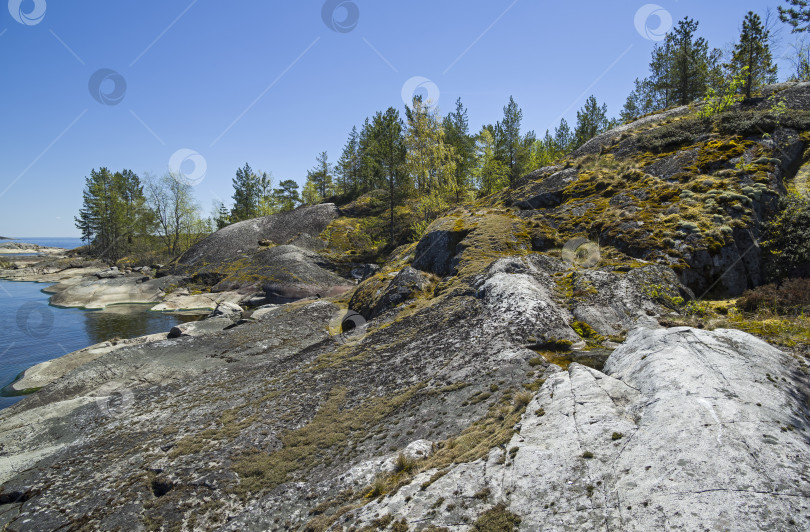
[346,327,810,531]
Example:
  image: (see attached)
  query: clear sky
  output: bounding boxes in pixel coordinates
[0,0,798,237]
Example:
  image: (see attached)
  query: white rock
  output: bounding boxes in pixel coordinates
[208,301,243,320]
[346,327,810,530]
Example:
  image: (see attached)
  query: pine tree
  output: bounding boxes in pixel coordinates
[730,11,778,98]
[669,18,717,106]
[274,180,300,212]
[336,126,360,197]
[357,117,379,194]
[780,0,810,32]
[230,163,261,222]
[497,96,527,185]
[553,118,575,155]
[367,107,407,244]
[213,202,231,230]
[623,18,721,117]
[574,95,610,148]
[74,168,149,261]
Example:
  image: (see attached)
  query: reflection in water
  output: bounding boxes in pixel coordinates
[82,305,201,345]
[0,280,204,410]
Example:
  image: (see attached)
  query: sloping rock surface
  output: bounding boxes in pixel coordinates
[170,204,352,299]
[347,327,810,531]
[0,253,686,531]
[174,203,339,270]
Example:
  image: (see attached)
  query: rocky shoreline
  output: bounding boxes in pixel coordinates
[0,242,68,255]
[4,86,810,529]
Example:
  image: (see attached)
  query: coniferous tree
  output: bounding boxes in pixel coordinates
[669,18,718,106]
[780,0,810,32]
[213,201,231,230]
[274,180,300,212]
[367,107,407,244]
[74,168,150,261]
[730,11,778,98]
[496,96,531,185]
[230,163,261,222]
[336,126,360,197]
[357,117,379,194]
[574,95,610,148]
[622,18,721,118]
[553,118,575,155]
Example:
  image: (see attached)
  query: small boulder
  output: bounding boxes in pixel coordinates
[208,302,243,321]
[351,266,431,319]
[167,317,234,339]
[350,264,381,282]
[95,267,124,279]
[251,304,280,320]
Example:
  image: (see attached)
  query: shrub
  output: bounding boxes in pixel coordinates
[737,278,810,315]
[717,109,777,136]
[513,391,533,409]
[635,117,707,153]
[365,474,388,499]
[761,192,810,282]
[537,338,573,351]
[471,503,521,532]
[393,452,417,474]
[697,67,747,119]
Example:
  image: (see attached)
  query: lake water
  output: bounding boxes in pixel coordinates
[1,237,84,250]
[0,279,200,410]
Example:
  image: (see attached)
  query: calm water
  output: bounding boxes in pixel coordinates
[1,237,84,250]
[0,280,200,410]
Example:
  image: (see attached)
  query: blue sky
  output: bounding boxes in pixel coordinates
[0,0,799,237]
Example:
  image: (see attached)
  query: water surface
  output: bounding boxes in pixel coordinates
[0,279,200,410]
[1,237,83,250]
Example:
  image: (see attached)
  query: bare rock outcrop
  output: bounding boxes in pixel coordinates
[346,327,810,530]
